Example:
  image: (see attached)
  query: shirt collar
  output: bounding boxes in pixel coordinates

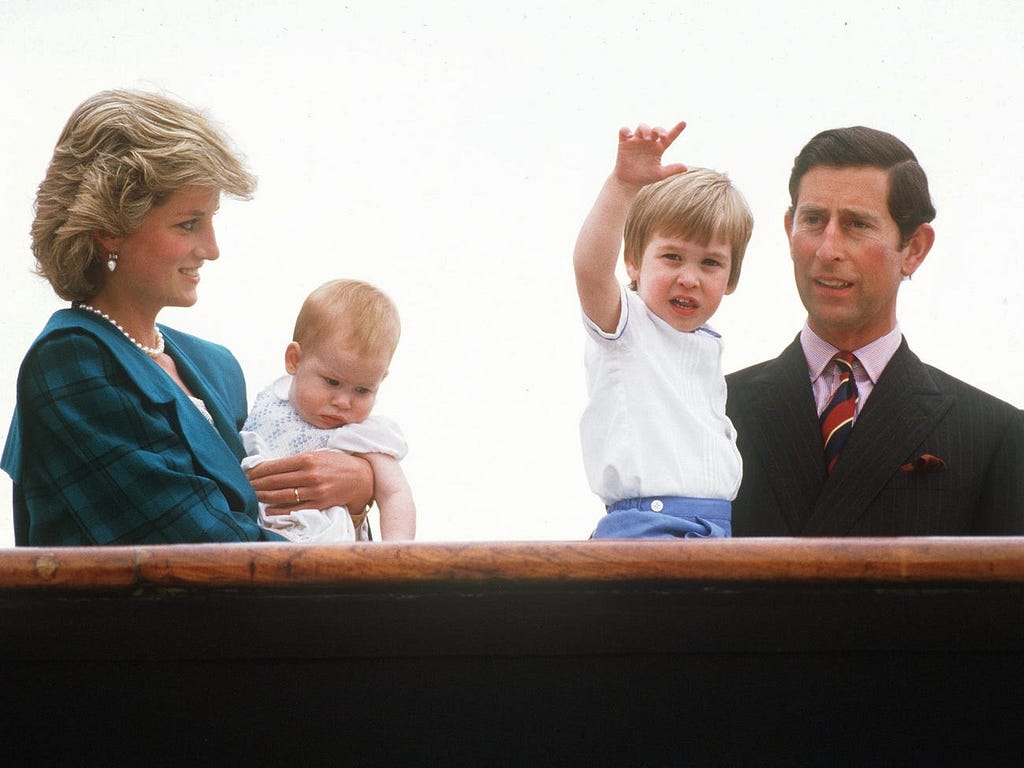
[272,374,293,401]
[800,322,903,384]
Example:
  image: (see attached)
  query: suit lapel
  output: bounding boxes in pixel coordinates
[742,339,827,533]
[804,340,954,534]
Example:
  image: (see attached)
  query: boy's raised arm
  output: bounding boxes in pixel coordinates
[572,121,688,333]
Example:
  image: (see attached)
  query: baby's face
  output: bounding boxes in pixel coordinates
[285,338,389,429]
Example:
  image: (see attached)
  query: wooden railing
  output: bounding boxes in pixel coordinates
[2,538,1022,764]
[4,537,1024,588]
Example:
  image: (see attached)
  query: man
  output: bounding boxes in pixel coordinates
[727,126,1024,535]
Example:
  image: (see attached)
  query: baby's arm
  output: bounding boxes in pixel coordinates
[572,121,689,332]
[364,453,416,541]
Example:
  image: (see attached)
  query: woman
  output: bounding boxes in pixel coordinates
[1,89,372,545]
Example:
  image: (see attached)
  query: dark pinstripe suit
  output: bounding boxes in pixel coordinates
[726,336,1024,536]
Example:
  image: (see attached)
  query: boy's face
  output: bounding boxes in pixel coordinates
[626,233,735,332]
[285,333,390,429]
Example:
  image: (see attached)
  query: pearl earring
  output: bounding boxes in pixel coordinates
[107,252,119,272]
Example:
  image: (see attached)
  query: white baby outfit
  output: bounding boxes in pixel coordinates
[241,375,407,542]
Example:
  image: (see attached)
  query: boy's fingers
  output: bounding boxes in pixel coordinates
[619,119,686,154]
[664,120,687,145]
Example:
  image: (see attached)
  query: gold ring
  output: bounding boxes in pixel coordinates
[293,487,301,504]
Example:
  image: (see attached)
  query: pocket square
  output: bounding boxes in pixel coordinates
[899,454,948,473]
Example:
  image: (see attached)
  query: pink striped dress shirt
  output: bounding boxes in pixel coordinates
[800,323,904,417]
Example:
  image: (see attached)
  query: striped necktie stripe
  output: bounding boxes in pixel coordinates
[820,352,859,475]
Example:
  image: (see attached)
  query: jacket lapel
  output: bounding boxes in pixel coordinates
[158,329,253,499]
[804,340,954,534]
[161,329,245,454]
[48,309,184,405]
[742,339,827,533]
[49,311,252,508]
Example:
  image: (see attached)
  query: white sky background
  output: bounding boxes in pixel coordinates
[1,1,1022,546]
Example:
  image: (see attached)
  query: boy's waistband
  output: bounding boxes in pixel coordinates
[596,495,732,539]
[607,495,730,521]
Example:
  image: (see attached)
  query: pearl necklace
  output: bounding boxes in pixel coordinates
[75,303,165,358]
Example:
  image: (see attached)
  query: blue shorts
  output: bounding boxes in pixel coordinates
[592,496,732,539]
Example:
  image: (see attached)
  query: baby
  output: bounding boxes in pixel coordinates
[574,121,753,538]
[241,279,415,541]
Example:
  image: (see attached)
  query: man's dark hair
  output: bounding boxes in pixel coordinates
[788,126,936,245]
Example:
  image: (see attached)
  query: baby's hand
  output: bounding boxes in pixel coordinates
[613,121,688,188]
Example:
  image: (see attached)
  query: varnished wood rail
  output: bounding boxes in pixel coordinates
[3,538,1024,764]
[0,537,1023,590]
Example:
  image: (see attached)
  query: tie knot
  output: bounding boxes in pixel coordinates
[833,352,856,373]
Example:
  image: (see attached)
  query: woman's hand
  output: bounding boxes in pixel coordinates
[246,451,374,515]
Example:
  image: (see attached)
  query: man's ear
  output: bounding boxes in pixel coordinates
[284,342,302,375]
[783,210,793,238]
[901,222,935,278]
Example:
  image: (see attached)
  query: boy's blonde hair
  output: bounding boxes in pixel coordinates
[33,89,257,301]
[623,167,753,290]
[293,279,401,363]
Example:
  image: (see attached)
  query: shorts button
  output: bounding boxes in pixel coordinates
[651,499,664,512]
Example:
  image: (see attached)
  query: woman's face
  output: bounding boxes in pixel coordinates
[105,186,222,315]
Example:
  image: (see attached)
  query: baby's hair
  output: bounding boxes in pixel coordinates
[33,88,256,301]
[623,168,753,290]
[293,279,401,363]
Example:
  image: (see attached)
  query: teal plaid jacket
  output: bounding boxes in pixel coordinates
[2,309,282,545]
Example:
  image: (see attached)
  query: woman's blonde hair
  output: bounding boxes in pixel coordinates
[32,89,257,301]
[293,279,402,363]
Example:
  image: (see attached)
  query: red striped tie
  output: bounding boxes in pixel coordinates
[820,352,859,475]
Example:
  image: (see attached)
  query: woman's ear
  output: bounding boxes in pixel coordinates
[92,229,120,253]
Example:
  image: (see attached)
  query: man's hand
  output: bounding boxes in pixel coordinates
[246,451,374,515]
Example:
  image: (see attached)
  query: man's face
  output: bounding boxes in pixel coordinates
[785,165,931,351]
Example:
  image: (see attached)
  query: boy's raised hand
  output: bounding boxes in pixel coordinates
[573,119,689,333]
[614,120,688,188]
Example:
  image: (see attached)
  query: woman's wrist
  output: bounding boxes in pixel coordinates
[350,499,374,528]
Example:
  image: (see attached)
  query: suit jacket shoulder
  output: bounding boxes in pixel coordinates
[726,336,1024,536]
